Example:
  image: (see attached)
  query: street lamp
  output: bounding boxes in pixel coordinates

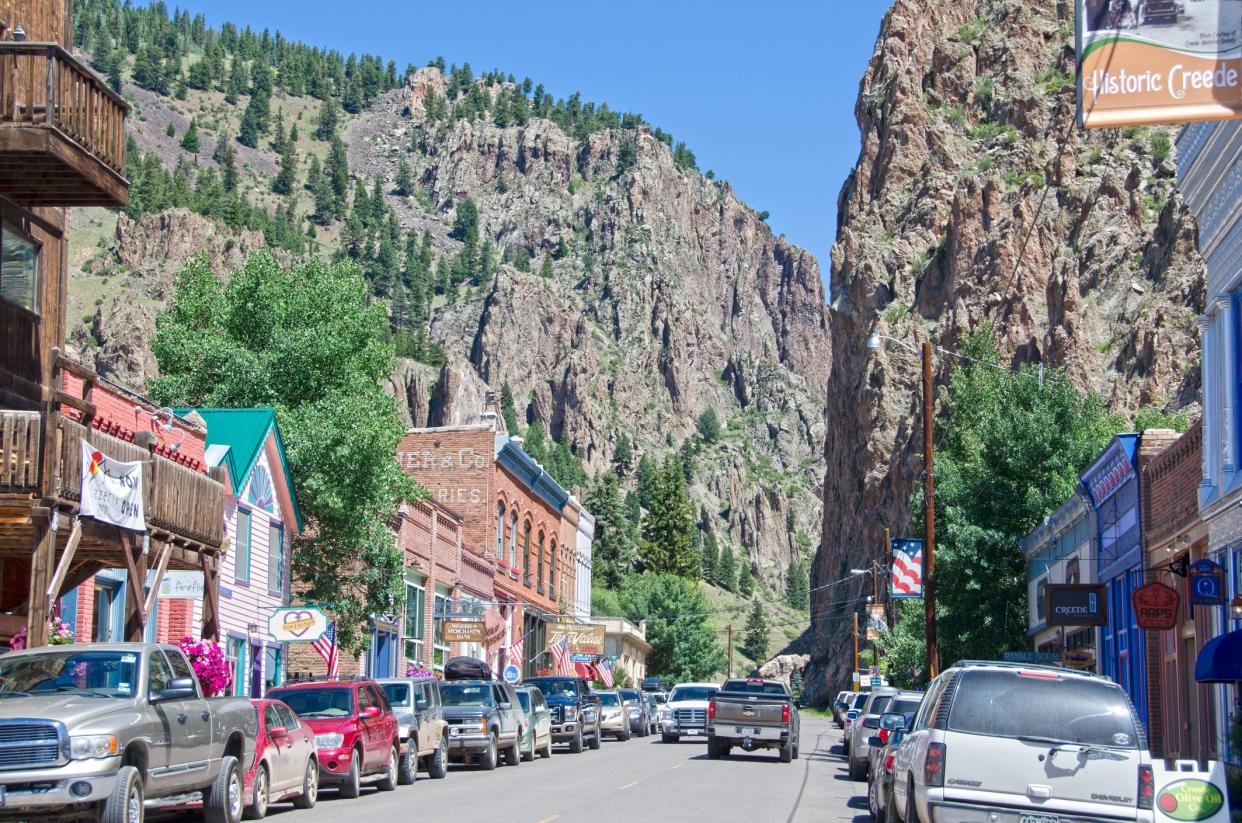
[1230,594,1242,622]
[867,331,940,680]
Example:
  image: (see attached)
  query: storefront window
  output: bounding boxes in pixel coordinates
[496,502,506,560]
[0,226,39,314]
[1035,579,1046,622]
[1065,557,1080,585]
[432,589,451,671]
[404,581,426,665]
[228,637,246,696]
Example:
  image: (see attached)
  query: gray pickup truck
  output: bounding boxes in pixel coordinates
[0,642,257,823]
[706,678,800,762]
[438,680,525,770]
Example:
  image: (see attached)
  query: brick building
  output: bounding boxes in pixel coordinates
[1140,423,1216,761]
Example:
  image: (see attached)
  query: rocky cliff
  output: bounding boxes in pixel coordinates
[810,0,1205,699]
[68,68,830,594]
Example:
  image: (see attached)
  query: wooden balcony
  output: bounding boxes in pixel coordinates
[0,42,128,207]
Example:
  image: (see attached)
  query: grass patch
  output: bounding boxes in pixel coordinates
[883,302,912,325]
[1003,170,1046,189]
[957,16,987,44]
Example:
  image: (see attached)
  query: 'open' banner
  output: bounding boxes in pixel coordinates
[80,439,146,531]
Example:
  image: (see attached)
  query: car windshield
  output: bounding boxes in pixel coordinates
[516,691,531,712]
[440,684,496,708]
[947,670,1140,748]
[271,687,355,718]
[866,694,894,715]
[381,684,410,707]
[670,686,717,702]
[619,689,640,701]
[888,697,922,716]
[525,679,579,699]
[0,649,140,698]
[597,692,620,706]
[721,679,788,696]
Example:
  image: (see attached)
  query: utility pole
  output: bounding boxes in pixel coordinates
[922,340,940,680]
[726,624,733,679]
[884,526,893,629]
[852,611,859,684]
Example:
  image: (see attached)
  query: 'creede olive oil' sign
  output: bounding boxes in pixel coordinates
[1156,779,1226,822]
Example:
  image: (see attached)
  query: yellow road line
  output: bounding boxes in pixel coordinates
[535,817,560,823]
[621,781,638,789]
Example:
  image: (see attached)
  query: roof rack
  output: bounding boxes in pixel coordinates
[283,674,373,684]
[949,660,1107,679]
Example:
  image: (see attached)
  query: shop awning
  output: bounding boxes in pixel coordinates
[1195,629,1242,683]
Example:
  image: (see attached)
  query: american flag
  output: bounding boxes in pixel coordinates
[508,634,523,673]
[549,636,574,676]
[890,539,923,598]
[597,657,614,688]
[313,621,339,677]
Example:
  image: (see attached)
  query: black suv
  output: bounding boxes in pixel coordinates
[523,676,601,753]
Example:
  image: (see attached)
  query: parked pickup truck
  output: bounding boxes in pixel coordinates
[0,642,257,823]
[706,678,800,763]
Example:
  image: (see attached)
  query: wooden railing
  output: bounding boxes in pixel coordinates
[55,416,225,548]
[0,42,128,176]
[0,409,40,490]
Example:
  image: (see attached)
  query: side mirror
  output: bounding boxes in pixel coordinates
[868,736,883,747]
[879,712,906,732]
[415,698,430,711]
[269,725,289,741]
[361,705,381,719]
[153,677,197,703]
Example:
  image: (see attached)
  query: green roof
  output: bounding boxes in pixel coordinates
[176,408,304,530]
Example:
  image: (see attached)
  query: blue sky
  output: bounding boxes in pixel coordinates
[168,1,892,284]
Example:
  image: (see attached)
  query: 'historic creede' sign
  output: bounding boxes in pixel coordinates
[79,439,145,531]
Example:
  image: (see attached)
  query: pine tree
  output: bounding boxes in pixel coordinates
[395,157,414,196]
[785,560,809,610]
[314,98,339,141]
[700,530,718,583]
[272,144,297,195]
[717,543,738,591]
[741,599,769,663]
[696,408,721,443]
[539,254,553,278]
[523,422,548,464]
[499,384,520,433]
[639,457,697,577]
[327,137,350,210]
[166,122,176,138]
[187,58,212,90]
[451,198,479,244]
[636,454,657,509]
[738,561,754,597]
[180,119,200,154]
[611,435,634,477]
[585,471,637,590]
[214,140,238,192]
[104,49,125,93]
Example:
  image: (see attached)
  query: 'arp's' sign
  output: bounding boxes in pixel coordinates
[1133,582,1179,631]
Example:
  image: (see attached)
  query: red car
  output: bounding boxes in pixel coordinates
[245,699,319,818]
[268,679,401,799]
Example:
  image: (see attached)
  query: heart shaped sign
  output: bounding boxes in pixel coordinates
[282,611,317,638]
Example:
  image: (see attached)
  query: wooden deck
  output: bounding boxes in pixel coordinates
[0,42,128,207]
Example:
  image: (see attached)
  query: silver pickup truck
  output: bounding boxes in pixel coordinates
[706,678,800,762]
[0,642,257,823]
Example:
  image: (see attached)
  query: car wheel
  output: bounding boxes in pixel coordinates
[569,727,584,754]
[868,774,880,820]
[885,786,901,823]
[479,733,498,771]
[588,724,601,750]
[521,731,535,762]
[243,765,268,820]
[376,745,399,792]
[101,765,143,823]
[427,737,449,779]
[793,741,800,760]
[202,755,243,823]
[337,750,362,799]
[662,733,679,744]
[291,758,318,810]
[848,754,865,781]
[706,737,721,759]
[504,734,521,767]
[397,739,417,785]
[779,737,794,763]
[619,726,631,742]
[539,738,552,758]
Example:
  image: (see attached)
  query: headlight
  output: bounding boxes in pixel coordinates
[628,708,641,716]
[70,735,118,760]
[314,733,345,749]
[563,706,578,720]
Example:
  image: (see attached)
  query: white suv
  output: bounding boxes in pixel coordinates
[889,661,1154,823]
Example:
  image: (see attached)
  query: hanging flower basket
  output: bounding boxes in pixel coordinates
[177,637,231,696]
[8,619,74,651]
[406,663,435,679]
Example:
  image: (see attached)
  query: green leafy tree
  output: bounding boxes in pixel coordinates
[1133,406,1189,433]
[149,252,420,654]
[539,254,553,278]
[615,573,725,681]
[640,457,698,576]
[179,119,200,154]
[740,599,769,663]
[586,471,638,589]
[611,435,634,477]
[716,542,738,591]
[696,408,721,443]
[878,324,1119,676]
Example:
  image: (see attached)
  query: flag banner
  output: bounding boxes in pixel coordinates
[312,621,339,677]
[1077,0,1242,127]
[597,657,615,687]
[549,636,574,676]
[80,439,146,531]
[890,538,923,599]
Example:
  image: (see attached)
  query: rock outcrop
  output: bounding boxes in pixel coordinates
[809,0,1205,701]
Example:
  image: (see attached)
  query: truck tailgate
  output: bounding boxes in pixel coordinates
[714,697,786,726]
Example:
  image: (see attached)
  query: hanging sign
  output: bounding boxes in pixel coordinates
[1189,559,1225,606]
[79,439,145,531]
[547,622,606,655]
[153,570,205,600]
[266,606,329,642]
[890,538,924,598]
[442,620,486,644]
[1076,0,1242,128]
[1046,584,1109,626]
[1133,581,1180,630]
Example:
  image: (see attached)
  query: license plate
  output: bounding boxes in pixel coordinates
[736,727,761,734]
[1019,815,1058,823]
[685,729,700,735]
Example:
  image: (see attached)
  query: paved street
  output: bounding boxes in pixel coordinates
[186,716,865,823]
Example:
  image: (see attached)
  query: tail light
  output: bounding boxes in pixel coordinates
[924,742,946,788]
[878,729,890,745]
[707,701,716,721]
[885,752,896,773]
[1138,764,1154,810]
[782,704,790,724]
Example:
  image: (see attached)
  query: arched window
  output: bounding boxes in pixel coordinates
[522,521,532,585]
[509,511,518,567]
[496,502,506,560]
[549,539,558,602]
[537,531,546,594]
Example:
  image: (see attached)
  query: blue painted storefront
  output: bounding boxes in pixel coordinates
[1081,434,1147,724]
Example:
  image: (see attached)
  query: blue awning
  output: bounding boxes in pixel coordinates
[1195,629,1242,683]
